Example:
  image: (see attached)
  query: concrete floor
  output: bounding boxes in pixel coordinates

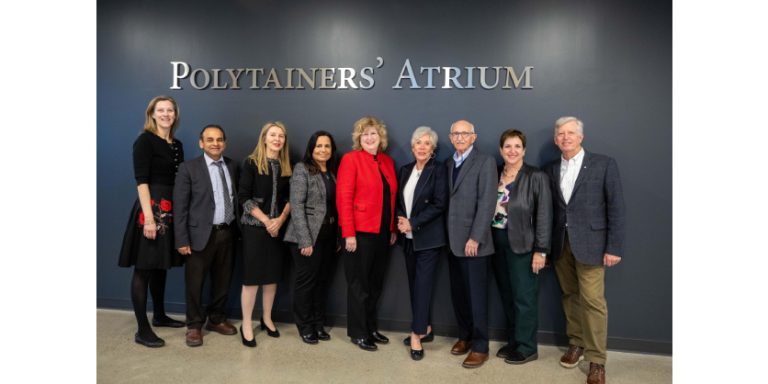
[97,309,671,384]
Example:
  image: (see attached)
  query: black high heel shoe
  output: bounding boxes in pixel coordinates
[410,347,424,361]
[240,325,257,347]
[260,317,280,338]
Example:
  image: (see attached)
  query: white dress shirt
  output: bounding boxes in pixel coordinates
[559,148,585,204]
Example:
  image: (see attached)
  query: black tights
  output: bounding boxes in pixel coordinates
[131,269,169,335]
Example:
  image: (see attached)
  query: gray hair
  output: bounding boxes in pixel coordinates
[450,119,475,133]
[554,116,584,137]
[411,126,438,151]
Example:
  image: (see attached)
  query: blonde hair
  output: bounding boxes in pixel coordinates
[248,121,292,176]
[351,116,388,151]
[143,95,180,137]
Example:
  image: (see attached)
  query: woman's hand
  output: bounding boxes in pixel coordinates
[532,252,546,274]
[143,222,157,240]
[390,232,397,245]
[345,237,357,253]
[300,246,313,257]
[397,216,412,234]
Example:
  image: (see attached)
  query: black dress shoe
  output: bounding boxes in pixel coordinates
[135,332,165,348]
[351,337,378,351]
[260,317,280,338]
[152,316,185,328]
[371,331,389,344]
[496,344,515,359]
[240,326,257,348]
[317,329,331,341]
[504,351,539,365]
[410,347,424,361]
[301,333,319,345]
[403,331,435,345]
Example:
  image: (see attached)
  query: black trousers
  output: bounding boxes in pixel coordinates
[289,224,338,336]
[344,231,390,339]
[403,239,440,335]
[184,227,234,329]
[448,253,490,353]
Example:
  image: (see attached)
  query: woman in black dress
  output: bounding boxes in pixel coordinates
[238,121,292,346]
[118,95,185,348]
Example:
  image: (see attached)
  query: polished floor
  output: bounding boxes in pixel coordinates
[97,309,671,384]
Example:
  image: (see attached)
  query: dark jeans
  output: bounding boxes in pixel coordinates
[344,231,390,339]
[448,252,490,353]
[290,224,338,336]
[402,239,439,335]
[492,228,539,355]
[184,227,234,329]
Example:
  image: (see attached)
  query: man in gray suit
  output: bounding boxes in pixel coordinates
[445,120,498,368]
[543,116,625,384]
[174,125,239,347]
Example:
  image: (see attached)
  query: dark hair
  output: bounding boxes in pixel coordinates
[499,129,526,148]
[200,124,226,140]
[303,131,338,175]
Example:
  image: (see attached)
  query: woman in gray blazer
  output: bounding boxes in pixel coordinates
[491,129,552,365]
[283,131,339,345]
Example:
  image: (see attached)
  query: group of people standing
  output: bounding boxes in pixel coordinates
[118,95,624,384]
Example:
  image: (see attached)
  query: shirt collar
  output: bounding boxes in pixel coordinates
[561,147,585,164]
[453,145,474,163]
[204,153,224,166]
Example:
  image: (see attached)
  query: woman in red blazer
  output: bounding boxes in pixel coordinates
[337,116,398,351]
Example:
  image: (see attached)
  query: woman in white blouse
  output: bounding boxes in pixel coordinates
[395,126,449,361]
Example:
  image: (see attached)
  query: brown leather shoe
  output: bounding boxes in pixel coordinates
[586,362,606,384]
[560,345,584,368]
[461,351,489,368]
[451,339,471,355]
[185,328,203,347]
[205,320,237,335]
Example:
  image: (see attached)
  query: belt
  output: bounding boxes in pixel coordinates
[212,222,231,231]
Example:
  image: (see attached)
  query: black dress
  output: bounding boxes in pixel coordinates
[239,158,290,285]
[118,132,184,269]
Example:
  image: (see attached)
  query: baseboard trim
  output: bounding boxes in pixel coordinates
[97,299,671,355]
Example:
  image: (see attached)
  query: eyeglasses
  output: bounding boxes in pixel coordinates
[450,131,475,138]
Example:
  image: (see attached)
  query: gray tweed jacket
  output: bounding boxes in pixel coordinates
[283,162,335,248]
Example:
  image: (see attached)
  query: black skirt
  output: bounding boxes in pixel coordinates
[241,225,287,285]
[118,184,183,269]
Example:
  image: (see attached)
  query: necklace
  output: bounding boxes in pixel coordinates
[503,165,522,179]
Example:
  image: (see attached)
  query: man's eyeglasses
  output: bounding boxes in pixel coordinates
[450,132,475,138]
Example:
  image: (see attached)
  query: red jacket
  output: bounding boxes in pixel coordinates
[337,149,398,238]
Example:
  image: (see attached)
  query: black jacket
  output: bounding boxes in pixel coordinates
[497,163,552,254]
[395,158,448,251]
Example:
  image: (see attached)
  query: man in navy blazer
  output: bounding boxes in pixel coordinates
[174,125,240,347]
[543,116,625,384]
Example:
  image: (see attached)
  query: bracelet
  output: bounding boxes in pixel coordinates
[144,222,156,226]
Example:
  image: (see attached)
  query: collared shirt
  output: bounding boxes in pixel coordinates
[453,145,474,168]
[205,153,233,224]
[559,147,585,204]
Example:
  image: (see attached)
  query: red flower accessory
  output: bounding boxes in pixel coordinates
[160,199,172,212]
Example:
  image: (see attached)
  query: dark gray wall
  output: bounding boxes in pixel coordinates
[97,0,671,353]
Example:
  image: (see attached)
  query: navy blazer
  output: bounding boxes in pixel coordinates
[544,150,625,265]
[173,155,240,251]
[395,158,448,251]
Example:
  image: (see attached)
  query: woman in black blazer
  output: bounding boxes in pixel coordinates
[283,131,339,345]
[238,121,292,346]
[491,129,552,365]
[395,126,448,361]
